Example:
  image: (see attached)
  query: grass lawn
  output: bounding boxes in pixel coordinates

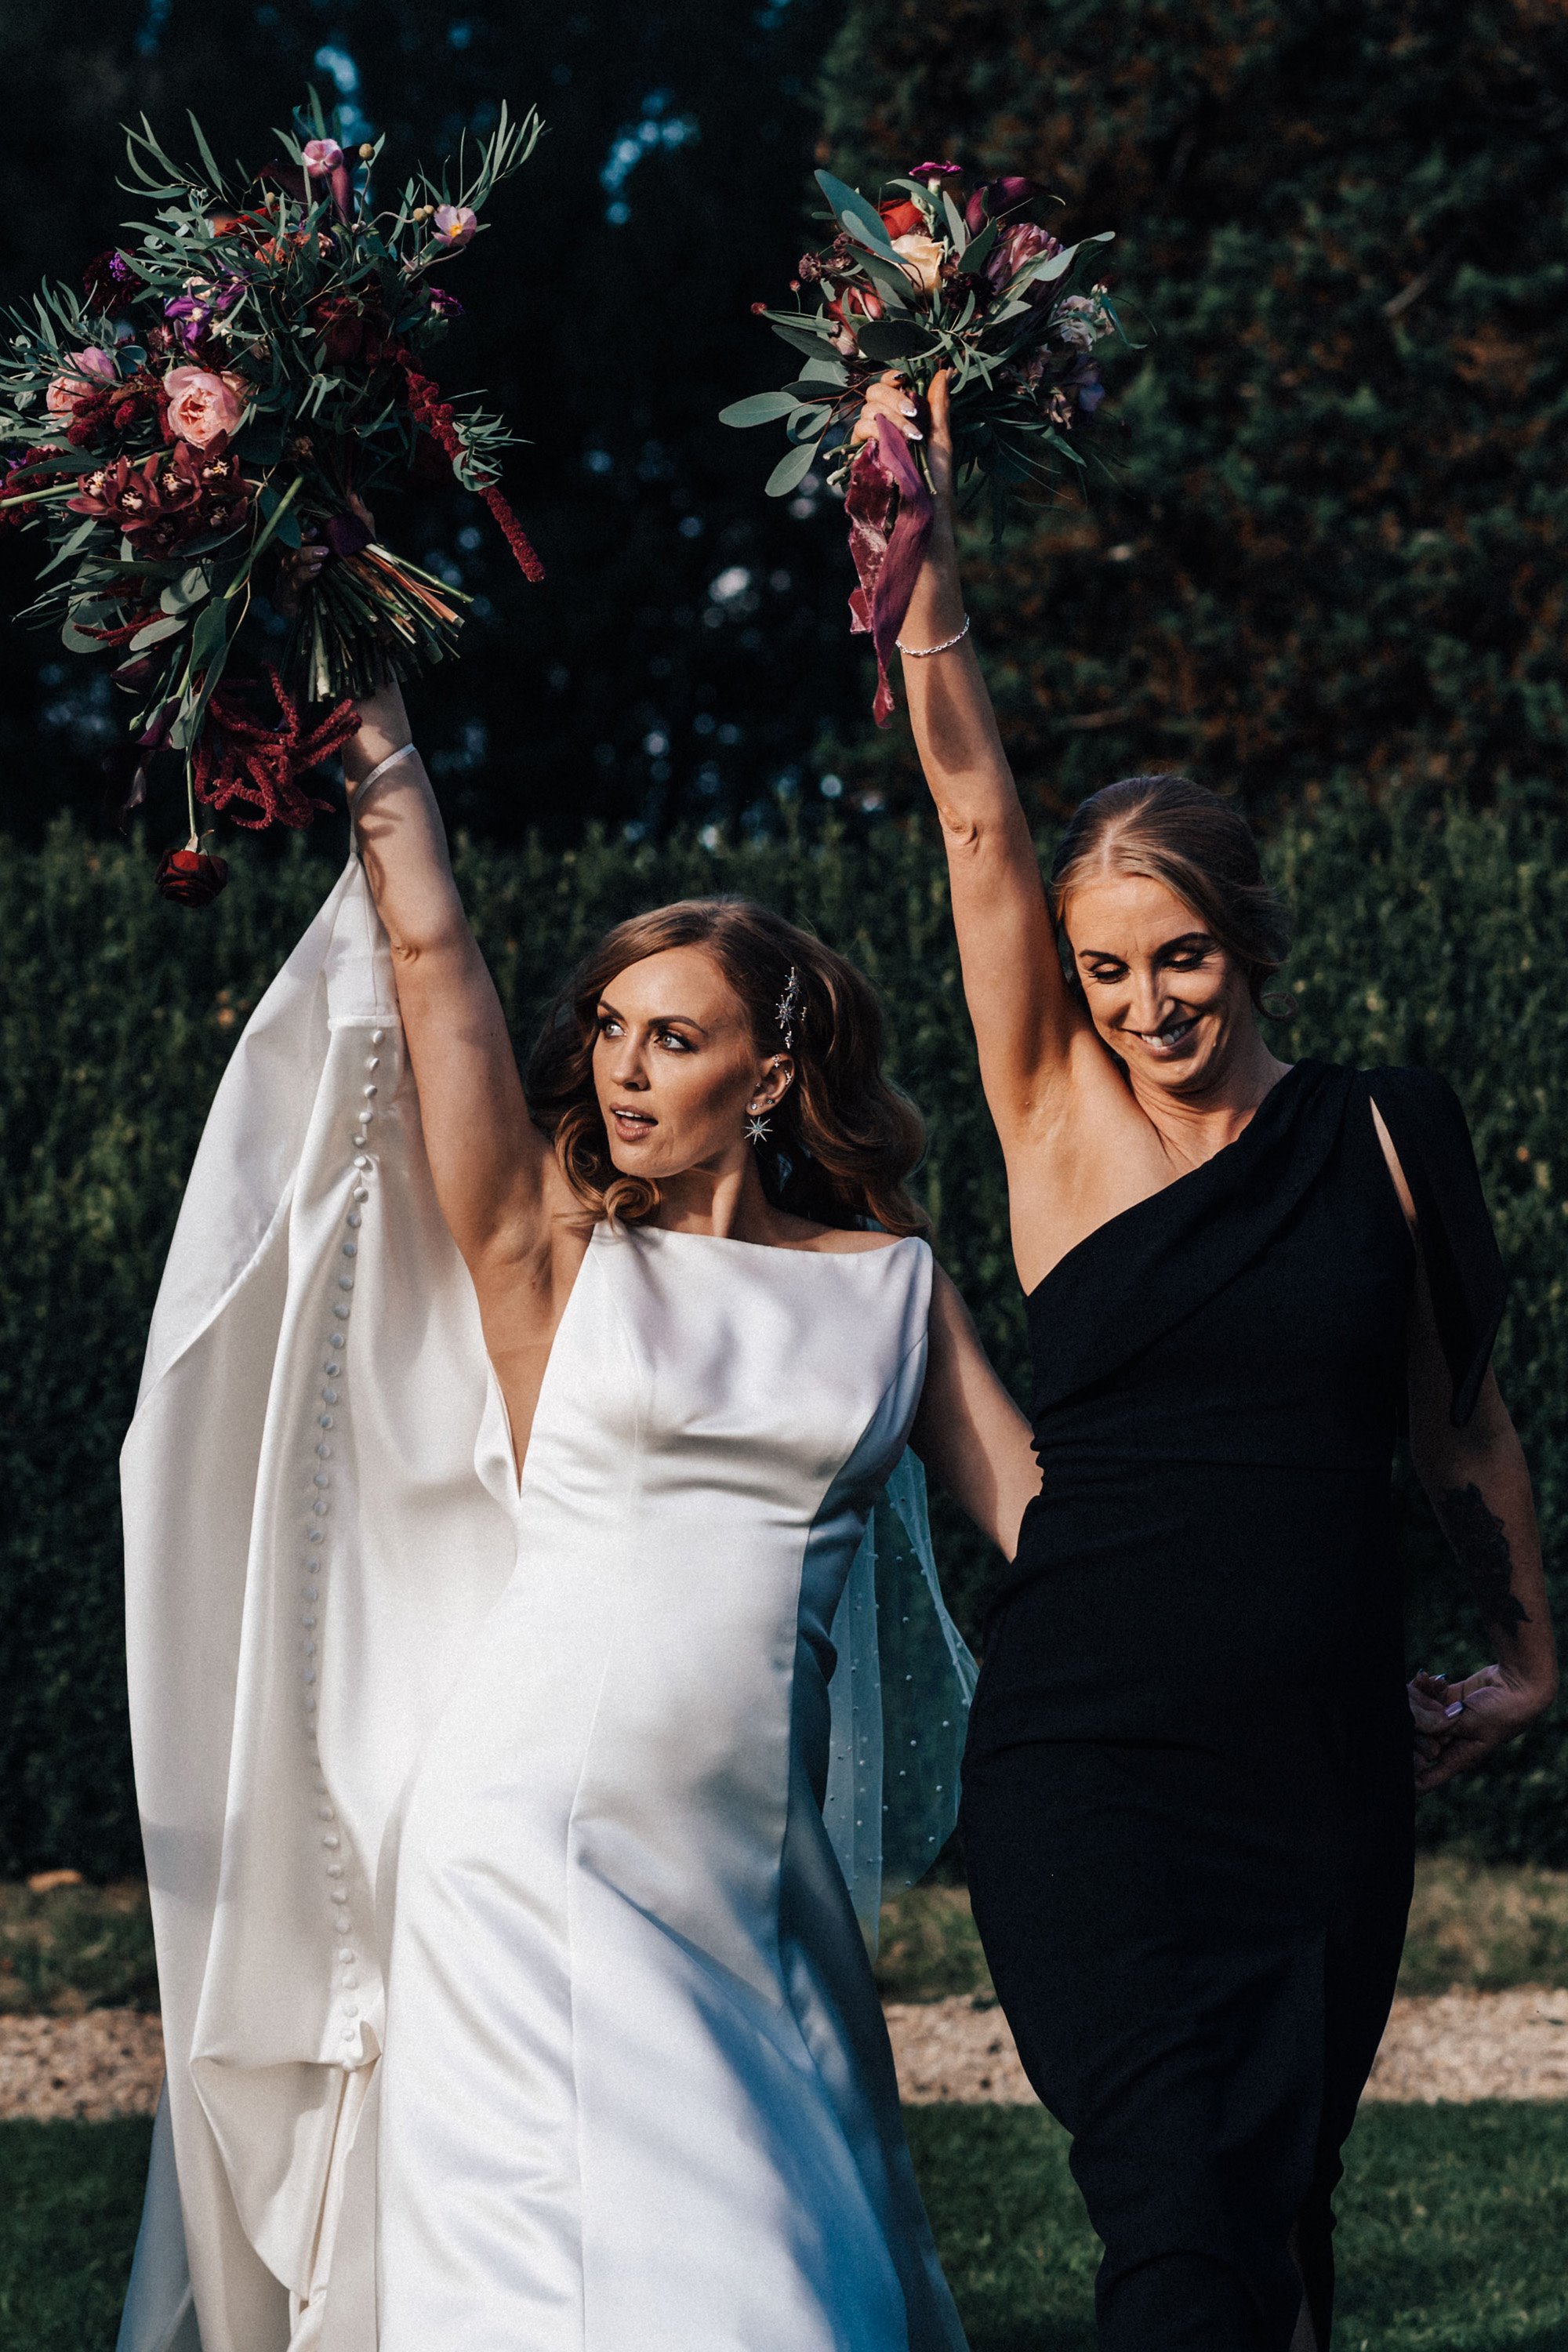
[5,2104,1566,2351]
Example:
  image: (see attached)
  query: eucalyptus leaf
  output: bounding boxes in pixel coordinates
[942,191,968,250]
[815,169,900,262]
[764,441,818,497]
[129,612,188,653]
[769,318,837,361]
[856,318,939,363]
[796,356,848,387]
[956,221,999,279]
[718,390,808,428]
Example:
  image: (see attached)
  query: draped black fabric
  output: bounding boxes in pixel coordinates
[960,1062,1504,2352]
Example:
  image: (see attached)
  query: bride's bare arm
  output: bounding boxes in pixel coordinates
[855,370,1097,1149]
[345,677,558,1276]
[910,1266,1040,1559]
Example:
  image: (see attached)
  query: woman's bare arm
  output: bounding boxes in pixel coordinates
[856,371,1103,1149]
[1404,1269,1558,1792]
[910,1265,1040,1559]
[345,677,559,1279]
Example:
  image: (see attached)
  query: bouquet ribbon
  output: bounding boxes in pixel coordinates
[844,415,935,728]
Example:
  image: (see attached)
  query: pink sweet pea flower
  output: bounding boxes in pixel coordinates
[431,205,478,251]
[162,365,245,448]
[45,346,118,414]
[302,138,345,177]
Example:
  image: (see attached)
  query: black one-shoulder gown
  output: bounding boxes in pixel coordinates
[960,1062,1504,2350]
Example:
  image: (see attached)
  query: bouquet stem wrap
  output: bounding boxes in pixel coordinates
[845,416,934,728]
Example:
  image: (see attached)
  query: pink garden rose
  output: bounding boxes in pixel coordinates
[163,365,245,448]
[45,346,118,415]
[431,205,478,251]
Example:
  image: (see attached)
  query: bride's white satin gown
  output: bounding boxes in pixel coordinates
[381,1220,963,2350]
[115,865,967,2352]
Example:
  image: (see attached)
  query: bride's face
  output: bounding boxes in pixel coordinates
[592,946,792,1178]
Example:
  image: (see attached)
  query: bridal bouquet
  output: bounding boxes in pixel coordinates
[0,95,543,901]
[720,164,1128,723]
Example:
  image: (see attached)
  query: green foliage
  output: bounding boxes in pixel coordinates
[5,2105,1568,2351]
[905,2103,1568,2351]
[818,0,1568,825]
[0,2119,155,2350]
[5,787,1568,1875]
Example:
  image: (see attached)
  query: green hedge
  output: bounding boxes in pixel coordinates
[3,793,1568,1875]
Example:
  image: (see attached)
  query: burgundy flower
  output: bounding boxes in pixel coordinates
[307,291,393,366]
[426,287,464,320]
[985,220,1062,292]
[965,174,1044,234]
[155,846,230,907]
[192,666,359,831]
[910,161,963,180]
[82,250,141,319]
[69,441,250,555]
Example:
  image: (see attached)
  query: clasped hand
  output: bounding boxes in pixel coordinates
[1408,1664,1548,1794]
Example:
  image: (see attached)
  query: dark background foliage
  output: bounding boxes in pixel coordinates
[819,0,1568,826]
[0,0,877,851]
[5,800,1568,1879]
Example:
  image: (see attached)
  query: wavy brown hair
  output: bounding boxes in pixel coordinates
[1050,773,1294,1014]
[524,897,930,1236]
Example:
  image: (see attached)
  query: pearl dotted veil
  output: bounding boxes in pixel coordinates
[822,1450,978,1947]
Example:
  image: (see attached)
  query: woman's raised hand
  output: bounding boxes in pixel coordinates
[852,368,956,531]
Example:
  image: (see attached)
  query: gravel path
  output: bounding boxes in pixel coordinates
[886,1989,1568,2106]
[5,1991,1568,2122]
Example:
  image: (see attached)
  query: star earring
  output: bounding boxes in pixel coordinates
[745,1104,772,1145]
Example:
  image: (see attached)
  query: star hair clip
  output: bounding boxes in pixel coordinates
[775,965,804,1053]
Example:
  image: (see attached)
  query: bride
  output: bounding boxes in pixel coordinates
[117,671,1042,2352]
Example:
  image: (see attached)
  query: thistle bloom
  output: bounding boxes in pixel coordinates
[431,205,478,251]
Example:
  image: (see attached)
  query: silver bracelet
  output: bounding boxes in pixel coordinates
[895,614,971,658]
[356,743,419,794]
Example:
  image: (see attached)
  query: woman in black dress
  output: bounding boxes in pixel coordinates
[854,372,1559,2351]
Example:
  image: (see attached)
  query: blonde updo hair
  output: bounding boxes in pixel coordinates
[1051,773,1293,1014]
[524,896,930,1235]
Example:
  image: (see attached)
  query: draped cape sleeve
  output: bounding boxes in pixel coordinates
[118,858,521,2352]
[1364,1066,1507,1425]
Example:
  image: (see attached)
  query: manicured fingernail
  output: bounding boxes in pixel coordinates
[1444,1700,1465,1719]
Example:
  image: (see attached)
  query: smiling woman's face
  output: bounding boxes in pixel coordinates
[590,945,791,1178]
[1062,869,1256,1095]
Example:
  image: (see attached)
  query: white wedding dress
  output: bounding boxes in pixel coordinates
[116,863,972,2352]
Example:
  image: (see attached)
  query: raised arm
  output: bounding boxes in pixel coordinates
[344,677,560,1284]
[855,371,1097,1147]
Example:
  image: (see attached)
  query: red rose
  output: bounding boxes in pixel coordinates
[155,847,229,907]
[877,198,925,240]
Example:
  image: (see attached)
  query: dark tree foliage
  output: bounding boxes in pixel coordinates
[818,0,1568,825]
[0,0,875,849]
